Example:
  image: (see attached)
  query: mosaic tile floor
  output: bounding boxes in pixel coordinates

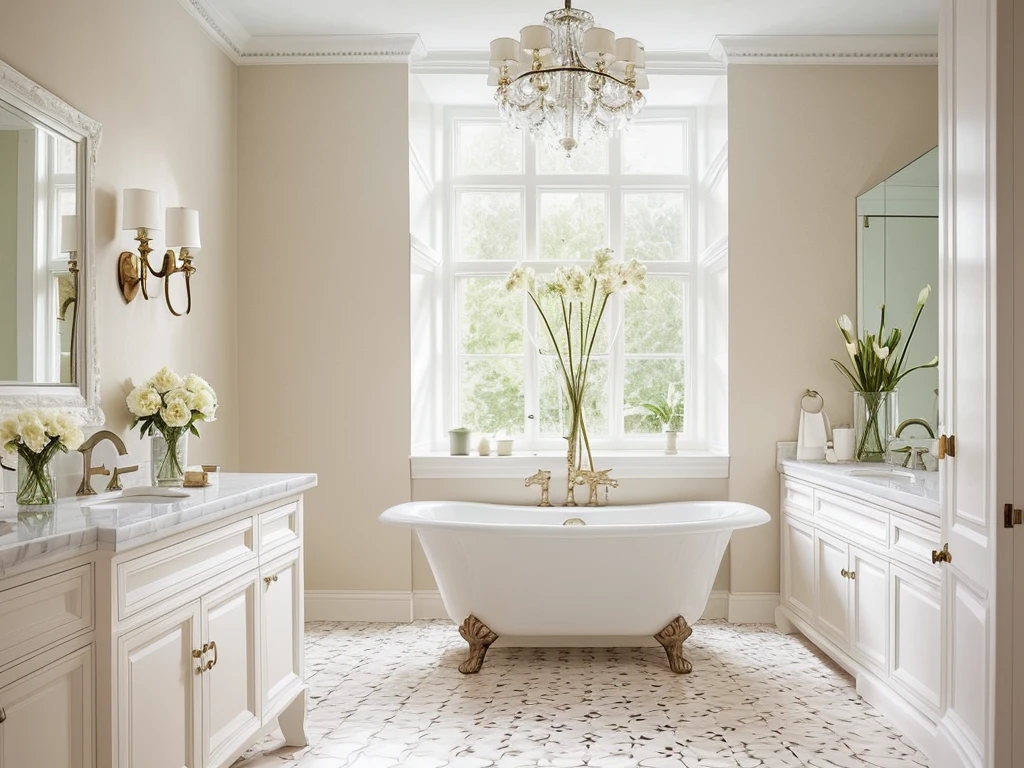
[233,620,928,768]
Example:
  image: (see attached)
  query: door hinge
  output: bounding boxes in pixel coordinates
[1005,504,1023,528]
[938,434,956,459]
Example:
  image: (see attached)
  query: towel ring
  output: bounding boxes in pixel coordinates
[801,389,825,414]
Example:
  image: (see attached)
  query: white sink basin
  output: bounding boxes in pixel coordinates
[117,487,190,503]
[844,468,917,482]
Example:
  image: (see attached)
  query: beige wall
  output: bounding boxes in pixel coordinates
[237,65,413,592]
[0,0,239,473]
[0,132,17,381]
[728,65,938,594]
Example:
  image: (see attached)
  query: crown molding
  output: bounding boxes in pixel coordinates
[710,35,938,65]
[412,49,726,75]
[177,0,426,64]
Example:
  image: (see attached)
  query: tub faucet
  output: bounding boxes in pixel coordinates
[525,469,552,507]
[76,430,129,496]
[576,469,619,507]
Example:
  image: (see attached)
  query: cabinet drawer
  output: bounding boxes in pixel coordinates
[781,478,814,518]
[890,516,942,577]
[0,565,93,670]
[117,519,256,621]
[815,490,889,546]
[259,502,300,554]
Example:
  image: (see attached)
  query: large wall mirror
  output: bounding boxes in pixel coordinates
[857,147,939,435]
[0,59,102,423]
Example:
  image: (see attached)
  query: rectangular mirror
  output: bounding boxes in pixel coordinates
[0,59,102,423]
[857,147,939,432]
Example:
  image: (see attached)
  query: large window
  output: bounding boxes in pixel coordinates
[444,110,708,451]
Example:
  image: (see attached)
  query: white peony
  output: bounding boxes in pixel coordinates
[0,418,17,448]
[160,397,192,428]
[149,366,183,394]
[20,421,49,454]
[183,374,213,395]
[166,388,197,411]
[61,427,84,451]
[127,386,162,418]
[191,387,217,421]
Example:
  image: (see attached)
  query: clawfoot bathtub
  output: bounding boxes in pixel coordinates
[380,500,770,673]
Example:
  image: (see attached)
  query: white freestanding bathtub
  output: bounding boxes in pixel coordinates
[380,500,770,673]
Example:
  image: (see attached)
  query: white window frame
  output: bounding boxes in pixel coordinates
[441,106,712,453]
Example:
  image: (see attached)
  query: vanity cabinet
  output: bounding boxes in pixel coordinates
[778,470,942,753]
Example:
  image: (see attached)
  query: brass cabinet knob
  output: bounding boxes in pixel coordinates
[840,568,850,578]
[932,543,953,564]
[263,574,279,586]
[849,571,856,580]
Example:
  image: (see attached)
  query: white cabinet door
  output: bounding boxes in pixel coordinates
[782,514,815,619]
[202,573,261,768]
[815,530,850,646]
[118,603,202,768]
[0,646,93,768]
[849,547,888,672]
[261,549,302,716]
[891,565,943,712]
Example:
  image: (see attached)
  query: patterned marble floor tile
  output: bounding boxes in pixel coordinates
[233,620,928,767]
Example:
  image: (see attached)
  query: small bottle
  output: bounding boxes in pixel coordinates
[478,436,491,456]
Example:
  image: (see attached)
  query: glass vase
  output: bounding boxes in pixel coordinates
[152,429,188,487]
[853,390,899,463]
[17,452,57,508]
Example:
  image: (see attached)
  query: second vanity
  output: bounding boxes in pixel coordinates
[0,472,316,768]
[777,456,943,758]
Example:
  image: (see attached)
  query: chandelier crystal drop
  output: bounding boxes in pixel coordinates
[489,0,648,156]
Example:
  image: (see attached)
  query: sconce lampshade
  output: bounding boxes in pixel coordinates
[60,214,79,253]
[165,207,201,250]
[123,189,162,231]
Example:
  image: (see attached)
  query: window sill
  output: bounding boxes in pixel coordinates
[409,450,730,480]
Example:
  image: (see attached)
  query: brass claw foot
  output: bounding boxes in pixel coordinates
[654,615,693,674]
[458,614,498,674]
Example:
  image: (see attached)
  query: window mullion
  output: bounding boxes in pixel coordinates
[608,131,624,442]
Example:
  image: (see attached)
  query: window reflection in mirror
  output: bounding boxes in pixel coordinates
[0,99,79,385]
[856,147,939,440]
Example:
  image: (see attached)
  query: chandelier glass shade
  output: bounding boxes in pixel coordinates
[489,0,648,156]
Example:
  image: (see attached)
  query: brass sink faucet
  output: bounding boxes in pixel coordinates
[76,430,136,496]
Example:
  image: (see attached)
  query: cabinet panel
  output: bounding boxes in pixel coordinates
[850,548,888,672]
[0,565,93,671]
[890,565,942,711]
[259,502,300,555]
[781,478,814,517]
[815,531,850,645]
[118,603,202,768]
[782,515,815,619]
[261,550,302,715]
[0,646,93,768]
[203,573,261,768]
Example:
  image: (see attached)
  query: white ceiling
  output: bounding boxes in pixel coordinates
[210,0,938,53]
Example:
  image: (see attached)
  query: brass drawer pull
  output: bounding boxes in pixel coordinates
[263,574,279,586]
[206,640,218,671]
[193,642,211,674]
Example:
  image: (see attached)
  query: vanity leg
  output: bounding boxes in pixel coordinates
[654,616,693,674]
[278,687,309,747]
[458,614,498,674]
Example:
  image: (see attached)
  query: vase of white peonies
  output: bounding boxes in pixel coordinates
[127,367,218,487]
[0,410,84,507]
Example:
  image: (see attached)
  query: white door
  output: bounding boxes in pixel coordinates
[938,0,1003,765]
[202,572,261,768]
[849,547,888,672]
[782,514,815,619]
[261,549,303,716]
[118,602,202,768]
[0,646,93,768]
[815,530,850,646]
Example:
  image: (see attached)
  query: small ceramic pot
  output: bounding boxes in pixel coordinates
[496,439,514,457]
[449,428,472,456]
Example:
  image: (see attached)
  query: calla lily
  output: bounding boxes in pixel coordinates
[845,342,858,362]
[872,341,890,360]
[917,284,932,308]
[836,314,854,342]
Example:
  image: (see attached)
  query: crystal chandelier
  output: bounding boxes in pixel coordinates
[489,0,648,156]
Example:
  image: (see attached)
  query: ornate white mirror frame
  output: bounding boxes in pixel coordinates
[0,58,103,424]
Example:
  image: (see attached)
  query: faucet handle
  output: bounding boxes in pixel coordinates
[106,465,140,492]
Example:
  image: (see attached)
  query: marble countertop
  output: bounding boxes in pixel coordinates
[778,459,940,517]
[0,472,317,577]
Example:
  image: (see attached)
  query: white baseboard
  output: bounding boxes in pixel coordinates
[727,592,781,624]
[305,589,775,624]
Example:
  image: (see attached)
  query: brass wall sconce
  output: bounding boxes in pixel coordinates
[117,189,202,316]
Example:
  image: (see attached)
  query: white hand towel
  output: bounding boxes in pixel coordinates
[797,405,831,461]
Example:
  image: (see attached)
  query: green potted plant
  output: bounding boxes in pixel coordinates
[639,383,684,455]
